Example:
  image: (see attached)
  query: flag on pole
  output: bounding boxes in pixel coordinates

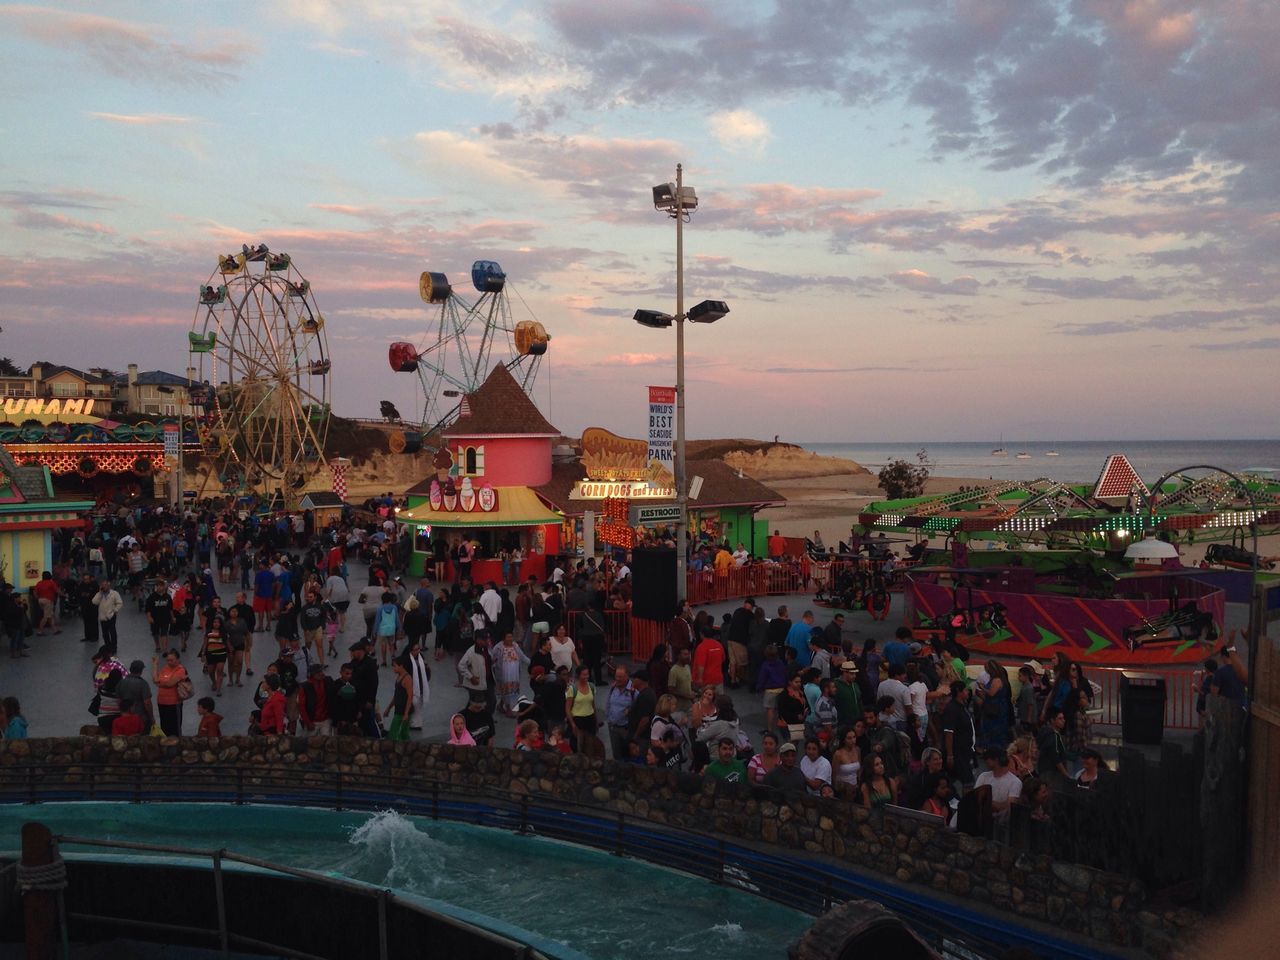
[329,457,351,500]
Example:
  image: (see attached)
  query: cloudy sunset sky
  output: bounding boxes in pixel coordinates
[1,1,1277,442]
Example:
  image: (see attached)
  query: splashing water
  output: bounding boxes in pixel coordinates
[0,803,811,960]
[342,809,447,893]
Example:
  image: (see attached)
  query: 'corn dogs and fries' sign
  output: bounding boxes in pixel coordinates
[575,424,675,499]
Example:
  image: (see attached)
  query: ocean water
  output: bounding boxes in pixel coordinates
[804,439,1280,485]
[0,803,810,960]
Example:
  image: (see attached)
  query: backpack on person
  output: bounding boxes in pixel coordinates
[376,605,397,637]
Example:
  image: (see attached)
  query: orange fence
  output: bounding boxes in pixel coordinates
[685,558,916,605]
[563,610,670,662]
[684,562,808,604]
[564,609,634,657]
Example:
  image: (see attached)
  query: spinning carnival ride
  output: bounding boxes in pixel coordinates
[388,261,549,445]
[188,245,331,499]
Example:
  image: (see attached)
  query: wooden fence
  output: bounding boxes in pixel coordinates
[1008,739,1205,896]
[1247,579,1280,889]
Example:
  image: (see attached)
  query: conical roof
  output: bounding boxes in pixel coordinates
[1093,454,1149,501]
[442,365,558,438]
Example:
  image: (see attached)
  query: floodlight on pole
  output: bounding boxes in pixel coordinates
[633,309,674,329]
[688,300,729,324]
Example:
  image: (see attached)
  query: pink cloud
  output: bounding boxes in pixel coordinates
[0,5,252,86]
[889,269,981,296]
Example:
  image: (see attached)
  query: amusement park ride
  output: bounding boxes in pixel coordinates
[387,261,550,449]
[178,249,549,503]
[856,456,1280,664]
[188,245,330,502]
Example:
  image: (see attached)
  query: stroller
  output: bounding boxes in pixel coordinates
[58,577,80,618]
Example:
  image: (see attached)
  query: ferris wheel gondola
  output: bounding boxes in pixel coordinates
[388,259,550,434]
[189,245,330,499]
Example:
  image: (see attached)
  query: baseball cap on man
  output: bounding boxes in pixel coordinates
[778,742,798,754]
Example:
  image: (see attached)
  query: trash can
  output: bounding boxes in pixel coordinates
[1119,671,1166,744]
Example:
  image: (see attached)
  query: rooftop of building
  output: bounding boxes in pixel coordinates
[442,365,558,438]
[534,458,785,515]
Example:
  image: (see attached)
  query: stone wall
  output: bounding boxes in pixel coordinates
[0,737,1199,956]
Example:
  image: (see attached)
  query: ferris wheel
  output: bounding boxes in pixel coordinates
[388,260,550,435]
[188,244,331,497]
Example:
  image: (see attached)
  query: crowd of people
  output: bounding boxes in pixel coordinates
[0,501,1249,845]
[0,497,650,747]
[500,595,1127,832]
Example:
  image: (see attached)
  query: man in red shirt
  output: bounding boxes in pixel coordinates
[32,572,61,635]
[767,530,787,561]
[692,632,726,695]
[326,542,344,577]
[299,663,332,735]
[112,702,146,736]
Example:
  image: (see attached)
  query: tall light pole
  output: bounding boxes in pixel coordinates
[674,163,688,601]
[640,167,727,607]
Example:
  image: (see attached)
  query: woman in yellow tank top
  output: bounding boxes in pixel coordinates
[566,665,597,751]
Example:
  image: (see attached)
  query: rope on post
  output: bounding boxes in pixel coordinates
[16,848,67,892]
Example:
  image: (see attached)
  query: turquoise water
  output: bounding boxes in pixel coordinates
[0,803,810,960]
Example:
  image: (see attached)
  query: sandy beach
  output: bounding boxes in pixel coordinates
[761,471,988,546]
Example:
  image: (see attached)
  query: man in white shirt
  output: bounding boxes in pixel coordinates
[807,634,832,680]
[551,562,565,585]
[479,581,501,623]
[614,561,630,583]
[905,663,930,744]
[92,579,124,652]
[404,637,431,730]
[974,748,1023,823]
[876,663,911,731]
[800,738,834,797]
[732,543,750,566]
[322,572,349,631]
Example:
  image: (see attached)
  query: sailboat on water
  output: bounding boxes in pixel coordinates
[991,434,1008,457]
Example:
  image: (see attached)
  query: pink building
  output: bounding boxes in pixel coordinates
[400,365,562,583]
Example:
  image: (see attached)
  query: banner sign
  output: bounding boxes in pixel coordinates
[163,425,181,456]
[631,503,681,525]
[647,386,675,482]
[425,477,499,512]
[570,480,675,500]
[581,426,649,481]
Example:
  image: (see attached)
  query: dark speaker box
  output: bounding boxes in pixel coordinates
[630,547,678,620]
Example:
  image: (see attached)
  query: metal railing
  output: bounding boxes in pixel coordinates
[1088,665,1202,730]
[44,833,550,960]
[0,760,1122,960]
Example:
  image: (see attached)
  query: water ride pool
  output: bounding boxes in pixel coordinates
[0,803,812,960]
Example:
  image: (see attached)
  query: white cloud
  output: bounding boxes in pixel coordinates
[88,112,192,126]
[709,109,771,152]
[411,131,525,183]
